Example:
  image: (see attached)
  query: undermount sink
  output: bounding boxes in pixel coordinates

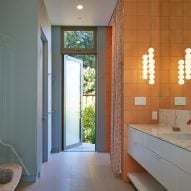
[160,132,191,140]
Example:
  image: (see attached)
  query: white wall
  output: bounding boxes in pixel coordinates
[37,0,52,173]
[0,0,51,181]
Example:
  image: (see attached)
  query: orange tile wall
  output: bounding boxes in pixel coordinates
[122,0,160,180]
[160,0,191,110]
[119,0,191,181]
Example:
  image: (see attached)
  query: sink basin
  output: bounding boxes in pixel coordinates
[160,133,191,140]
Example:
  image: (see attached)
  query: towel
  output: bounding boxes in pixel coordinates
[0,168,13,184]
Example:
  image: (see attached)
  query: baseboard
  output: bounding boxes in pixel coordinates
[51,147,60,153]
[21,175,38,182]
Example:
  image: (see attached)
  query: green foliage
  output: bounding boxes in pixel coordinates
[82,105,96,144]
[83,67,95,94]
[64,31,94,49]
[73,54,96,68]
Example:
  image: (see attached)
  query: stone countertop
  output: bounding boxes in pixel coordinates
[128,124,191,152]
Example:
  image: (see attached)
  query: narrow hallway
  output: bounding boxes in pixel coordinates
[16,152,135,191]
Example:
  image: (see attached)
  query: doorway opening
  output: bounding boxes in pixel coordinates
[41,29,49,162]
[62,27,97,152]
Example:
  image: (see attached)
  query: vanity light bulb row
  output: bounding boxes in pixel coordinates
[142,48,155,85]
[178,48,191,85]
[185,48,191,80]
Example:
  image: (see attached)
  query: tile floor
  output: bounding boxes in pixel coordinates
[66,143,95,152]
[16,152,135,191]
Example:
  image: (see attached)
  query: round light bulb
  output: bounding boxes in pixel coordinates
[178,65,184,70]
[178,79,184,85]
[142,54,148,60]
[186,74,191,80]
[185,69,191,74]
[149,74,155,79]
[149,65,155,70]
[142,75,148,79]
[178,70,184,75]
[178,60,184,65]
[149,79,155,85]
[185,48,191,54]
[178,75,184,80]
[143,60,148,65]
[149,70,155,75]
[148,53,154,58]
[148,48,154,53]
[143,65,148,70]
[185,65,191,70]
[77,4,84,10]
[185,54,191,59]
[148,59,155,64]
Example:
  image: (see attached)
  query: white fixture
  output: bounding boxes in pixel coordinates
[178,59,185,85]
[77,4,84,10]
[175,97,186,106]
[135,97,146,105]
[152,111,158,120]
[185,48,191,80]
[128,126,191,191]
[142,48,155,85]
[178,48,191,85]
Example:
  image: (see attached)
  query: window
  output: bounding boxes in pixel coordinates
[61,27,97,54]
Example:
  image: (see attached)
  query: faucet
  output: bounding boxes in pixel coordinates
[187,119,191,126]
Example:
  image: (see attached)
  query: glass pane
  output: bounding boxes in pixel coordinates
[64,31,94,49]
[69,55,96,68]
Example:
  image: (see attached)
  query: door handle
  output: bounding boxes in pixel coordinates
[42,116,47,120]
[48,110,55,114]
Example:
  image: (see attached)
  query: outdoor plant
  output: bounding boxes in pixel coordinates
[82,104,95,144]
[83,66,95,94]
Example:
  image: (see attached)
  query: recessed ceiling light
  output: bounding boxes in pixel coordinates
[77,4,83,10]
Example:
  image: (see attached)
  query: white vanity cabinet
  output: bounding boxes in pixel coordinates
[143,135,177,191]
[128,126,191,191]
[177,170,191,191]
[128,127,145,166]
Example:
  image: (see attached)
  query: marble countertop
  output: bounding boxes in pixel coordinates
[128,124,191,152]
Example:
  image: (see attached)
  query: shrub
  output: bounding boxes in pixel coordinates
[82,105,95,144]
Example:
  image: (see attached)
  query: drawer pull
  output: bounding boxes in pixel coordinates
[153,152,162,159]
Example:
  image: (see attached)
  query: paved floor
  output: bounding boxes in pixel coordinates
[66,143,95,152]
[16,152,135,191]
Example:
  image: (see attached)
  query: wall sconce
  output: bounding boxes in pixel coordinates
[185,48,191,80]
[142,48,155,85]
[178,48,191,85]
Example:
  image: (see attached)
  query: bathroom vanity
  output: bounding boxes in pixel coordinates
[128,124,191,191]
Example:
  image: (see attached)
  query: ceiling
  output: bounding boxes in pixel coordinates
[43,0,118,26]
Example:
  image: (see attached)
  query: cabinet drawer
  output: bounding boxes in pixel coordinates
[144,148,177,191]
[128,127,145,145]
[128,127,145,165]
[177,169,191,191]
[128,142,146,167]
[145,134,177,165]
[176,147,191,174]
